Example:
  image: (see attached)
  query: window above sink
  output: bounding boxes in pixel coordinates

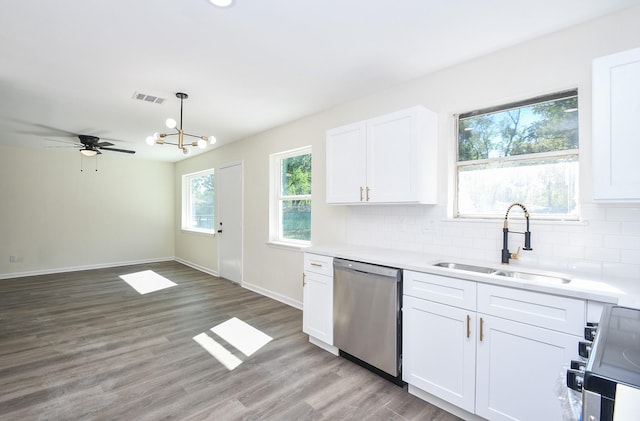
[455,90,579,220]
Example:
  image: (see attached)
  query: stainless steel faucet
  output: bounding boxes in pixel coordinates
[501,203,532,264]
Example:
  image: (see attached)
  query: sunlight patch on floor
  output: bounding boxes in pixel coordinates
[119,270,177,294]
[193,333,242,370]
[193,317,273,370]
[211,317,273,357]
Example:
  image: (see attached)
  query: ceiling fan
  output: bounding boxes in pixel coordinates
[44,134,136,156]
[75,135,135,156]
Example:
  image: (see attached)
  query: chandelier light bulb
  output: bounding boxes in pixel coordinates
[148,93,216,156]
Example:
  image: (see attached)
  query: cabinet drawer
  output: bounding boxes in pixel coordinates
[404,270,476,311]
[304,253,333,276]
[477,284,585,335]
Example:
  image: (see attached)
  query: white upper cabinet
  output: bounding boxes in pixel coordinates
[593,47,640,201]
[326,121,367,203]
[326,106,438,204]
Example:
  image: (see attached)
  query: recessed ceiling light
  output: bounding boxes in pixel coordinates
[210,0,233,7]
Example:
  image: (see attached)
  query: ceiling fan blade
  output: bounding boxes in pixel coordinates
[44,137,81,146]
[96,141,114,147]
[30,123,82,138]
[99,146,136,154]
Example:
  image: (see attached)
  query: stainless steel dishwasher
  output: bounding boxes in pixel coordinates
[333,258,403,385]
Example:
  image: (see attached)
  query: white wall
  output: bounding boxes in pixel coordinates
[175,5,640,307]
[0,145,175,277]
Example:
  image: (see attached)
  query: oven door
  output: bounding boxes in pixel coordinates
[582,388,614,421]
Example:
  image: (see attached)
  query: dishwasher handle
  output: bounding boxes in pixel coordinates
[333,258,400,279]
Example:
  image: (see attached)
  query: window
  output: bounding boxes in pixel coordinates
[182,169,215,233]
[270,146,312,245]
[456,90,578,219]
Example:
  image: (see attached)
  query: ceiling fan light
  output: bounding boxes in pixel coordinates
[145,136,155,146]
[210,0,233,7]
[165,118,177,129]
[80,148,97,157]
[197,138,207,149]
[209,135,217,145]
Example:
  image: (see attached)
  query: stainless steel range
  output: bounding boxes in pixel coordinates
[567,304,640,421]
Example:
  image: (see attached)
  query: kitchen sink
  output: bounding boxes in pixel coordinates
[492,270,571,284]
[433,262,571,284]
[433,262,498,274]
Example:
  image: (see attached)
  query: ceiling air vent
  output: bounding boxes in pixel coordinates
[132,92,166,104]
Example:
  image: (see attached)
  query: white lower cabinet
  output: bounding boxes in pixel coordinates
[403,270,584,421]
[475,314,580,421]
[302,253,333,345]
[403,295,476,413]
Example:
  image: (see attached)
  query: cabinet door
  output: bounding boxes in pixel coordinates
[366,106,436,204]
[593,47,640,201]
[326,121,367,203]
[302,271,333,345]
[475,314,580,421]
[403,296,476,413]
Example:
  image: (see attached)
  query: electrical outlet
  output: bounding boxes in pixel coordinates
[9,255,17,263]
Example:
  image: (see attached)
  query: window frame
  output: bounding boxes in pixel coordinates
[181,168,215,234]
[269,146,312,247]
[454,90,579,220]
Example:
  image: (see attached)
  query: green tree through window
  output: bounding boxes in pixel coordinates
[270,147,312,245]
[457,91,578,218]
[182,169,215,233]
[281,153,311,241]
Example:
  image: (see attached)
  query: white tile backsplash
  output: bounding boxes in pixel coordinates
[346,203,640,280]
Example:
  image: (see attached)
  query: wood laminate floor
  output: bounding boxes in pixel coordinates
[0,261,461,421]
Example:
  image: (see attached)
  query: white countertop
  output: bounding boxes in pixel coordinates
[308,244,640,308]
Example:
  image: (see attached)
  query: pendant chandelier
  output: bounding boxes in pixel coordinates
[145,92,216,156]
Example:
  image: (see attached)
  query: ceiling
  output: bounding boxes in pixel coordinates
[1,0,638,162]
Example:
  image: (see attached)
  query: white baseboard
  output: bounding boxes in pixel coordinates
[242,281,303,310]
[0,257,174,280]
[173,257,219,277]
[309,336,339,355]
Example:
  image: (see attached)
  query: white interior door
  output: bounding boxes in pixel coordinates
[218,162,243,283]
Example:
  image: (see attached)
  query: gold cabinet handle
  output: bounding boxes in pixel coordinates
[302,272,306,287]
[360,186,364,201]
[480,317,484,342]
[466,315,471,338]
[366,186,370,201]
